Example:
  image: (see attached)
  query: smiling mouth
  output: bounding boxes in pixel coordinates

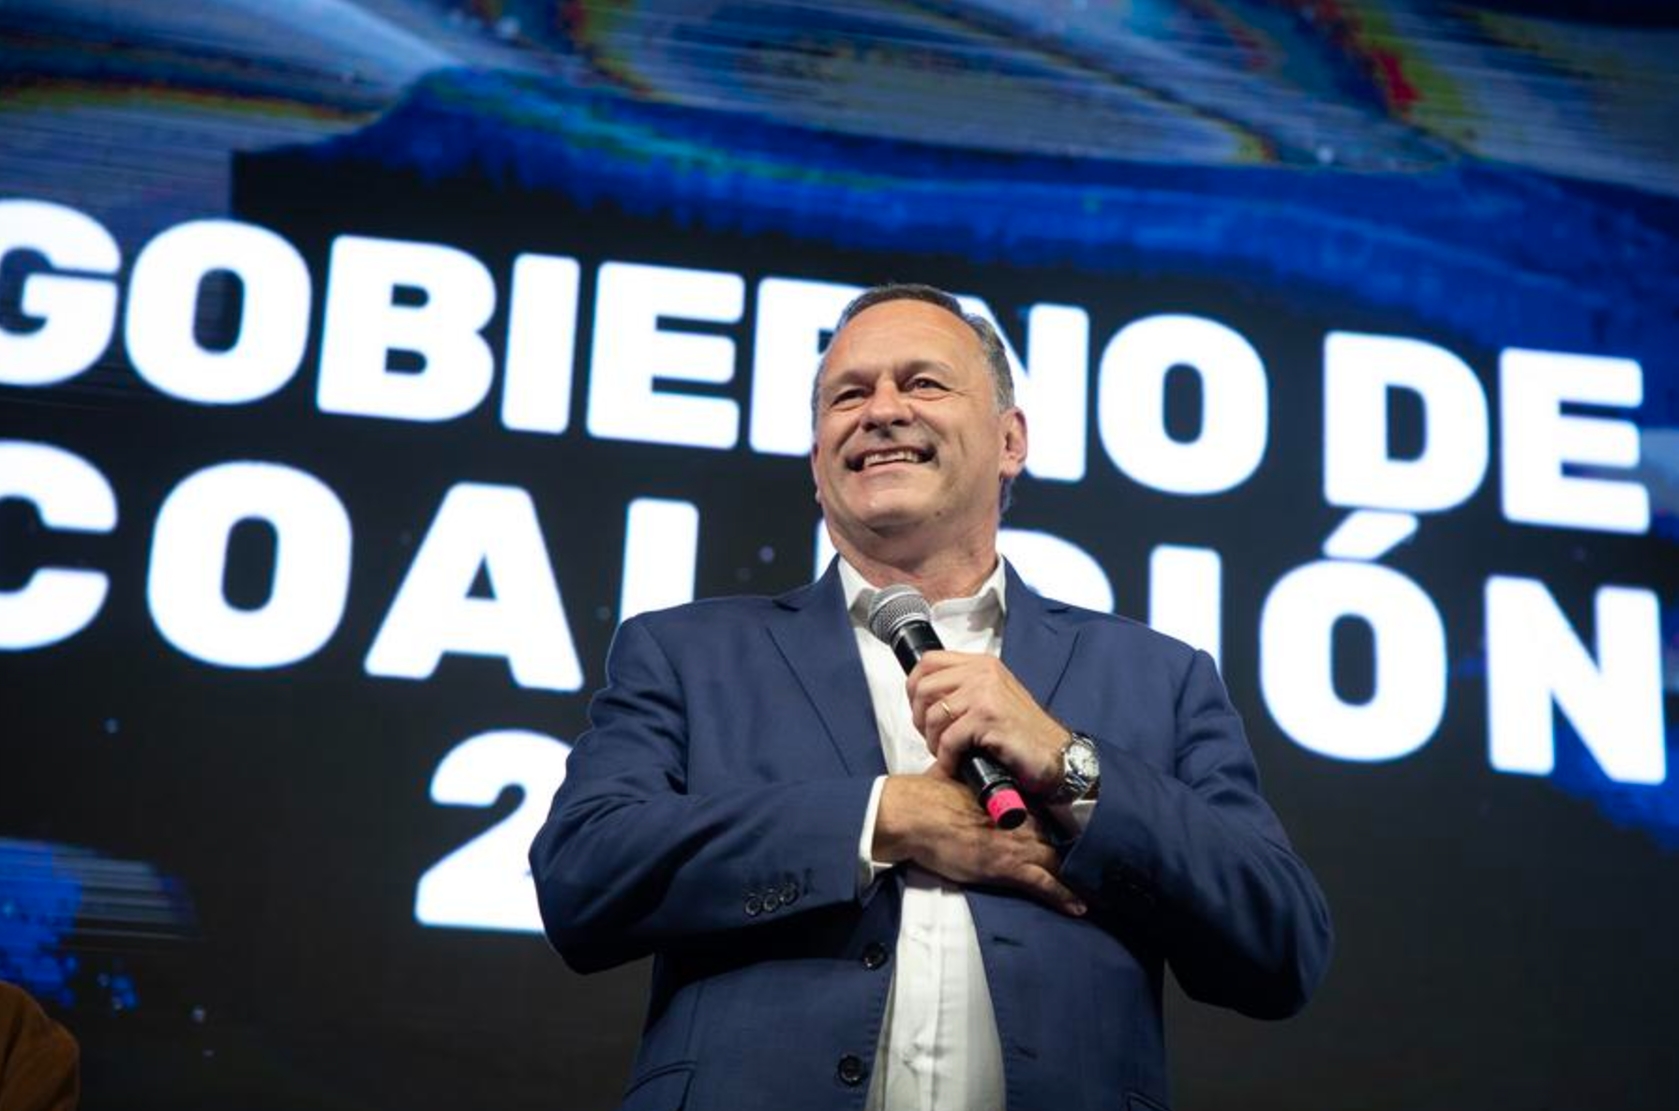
[850,446,933,471]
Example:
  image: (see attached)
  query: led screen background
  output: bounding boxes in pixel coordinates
[1,2,1676,1108]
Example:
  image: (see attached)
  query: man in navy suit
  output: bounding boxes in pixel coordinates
[531,283,1332,1111]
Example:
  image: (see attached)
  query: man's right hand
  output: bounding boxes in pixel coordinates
[870,771,1087,917]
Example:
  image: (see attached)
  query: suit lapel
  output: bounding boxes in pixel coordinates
[1001,564,1078,712]
[766,562,887,778]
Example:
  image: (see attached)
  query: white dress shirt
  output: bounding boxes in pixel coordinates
[840,558,1092,1111]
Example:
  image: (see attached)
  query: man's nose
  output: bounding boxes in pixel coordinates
[860,381,913,428]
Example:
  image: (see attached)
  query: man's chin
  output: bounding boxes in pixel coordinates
[853,502,940,540]
[824,496,920,538]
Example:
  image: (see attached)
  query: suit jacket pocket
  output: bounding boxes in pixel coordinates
[621,1062,694,1111]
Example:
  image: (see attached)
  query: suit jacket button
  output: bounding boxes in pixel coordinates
[861,942,889,970]
[761,889,781,912]
[779,881,800,905]
[836,1055,866,1086]
[744,893,763,917]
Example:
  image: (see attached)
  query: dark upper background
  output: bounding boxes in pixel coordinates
[1,2,1676,1108]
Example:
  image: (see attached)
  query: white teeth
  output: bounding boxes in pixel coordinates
[862,449,920,468]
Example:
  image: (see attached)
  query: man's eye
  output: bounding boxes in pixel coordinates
[909,377,947,392]
[829,389,865,408]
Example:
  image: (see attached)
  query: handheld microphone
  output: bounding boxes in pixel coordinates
[867,585,1029,830]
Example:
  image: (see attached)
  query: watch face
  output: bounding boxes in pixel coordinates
[1068,738,1099,780]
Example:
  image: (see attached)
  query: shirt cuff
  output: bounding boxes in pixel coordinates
[856,775,893,893]
[1049,795,1096,837]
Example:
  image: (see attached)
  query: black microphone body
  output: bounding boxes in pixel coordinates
[868,586,1030,830]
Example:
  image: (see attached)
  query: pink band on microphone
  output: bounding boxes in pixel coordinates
[984,787,1027,825]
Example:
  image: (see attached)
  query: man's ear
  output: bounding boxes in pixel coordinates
[810,447,825,506]
[1000,407,1028,479]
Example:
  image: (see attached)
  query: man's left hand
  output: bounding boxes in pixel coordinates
[906,650,1067,796]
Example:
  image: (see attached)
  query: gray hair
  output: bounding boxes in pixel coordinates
[810,283,1015,421]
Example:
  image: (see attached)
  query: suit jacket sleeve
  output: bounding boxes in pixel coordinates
[529,614,878,974]
[1057,646,1333,1019]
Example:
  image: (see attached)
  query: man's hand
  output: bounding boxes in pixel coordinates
[905,650,1067,795]
[871,771,1086,916]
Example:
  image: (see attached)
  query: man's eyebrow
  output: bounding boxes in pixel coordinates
[821,358,954,391]
[820,365,869,389]
[896,358,955,377]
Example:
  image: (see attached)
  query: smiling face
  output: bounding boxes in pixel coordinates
[811,298,1026,564]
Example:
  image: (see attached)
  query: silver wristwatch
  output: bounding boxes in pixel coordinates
[1046,732,1100,805]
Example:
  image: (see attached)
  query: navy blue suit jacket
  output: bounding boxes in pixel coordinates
[531,563,1331,1111]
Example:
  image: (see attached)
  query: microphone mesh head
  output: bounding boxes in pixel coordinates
[867,584,931,645]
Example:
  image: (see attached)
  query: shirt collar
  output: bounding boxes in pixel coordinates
[839,555,1009,627]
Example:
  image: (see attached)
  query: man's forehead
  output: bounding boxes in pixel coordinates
[839,297,974,342]
[822,301,982,373]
